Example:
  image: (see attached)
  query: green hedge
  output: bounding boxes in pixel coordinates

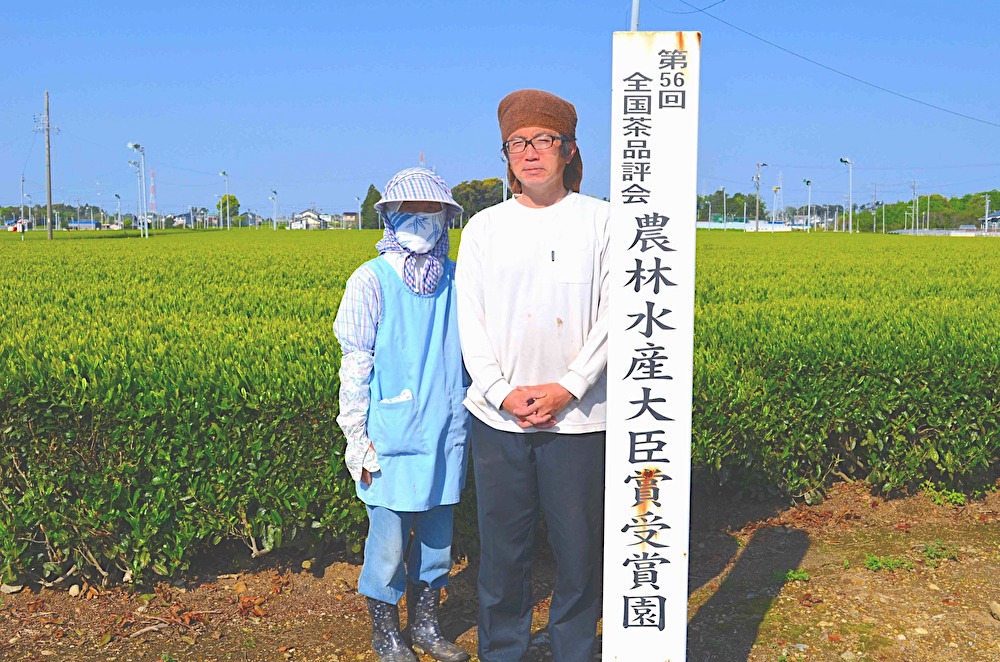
[0,231,374,585]
[0,394,365,583]
[2,230,997,586]
[692,232,999,497]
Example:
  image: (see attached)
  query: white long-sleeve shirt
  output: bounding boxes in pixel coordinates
[456,193,610,433]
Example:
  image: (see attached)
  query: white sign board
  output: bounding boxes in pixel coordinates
[603,31,700,661]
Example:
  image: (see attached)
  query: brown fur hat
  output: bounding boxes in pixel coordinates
[498,89,583,194]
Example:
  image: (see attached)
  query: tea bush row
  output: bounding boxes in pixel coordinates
[692,233,999,498]
[2,230,997,586]
[0,230,379,585]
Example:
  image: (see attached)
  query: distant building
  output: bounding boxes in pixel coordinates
[68,219,101,230]
[321,212,343,228]
[291,209,328,230]
[342,212,359,228]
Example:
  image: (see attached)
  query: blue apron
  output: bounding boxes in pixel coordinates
[358,256,470,511]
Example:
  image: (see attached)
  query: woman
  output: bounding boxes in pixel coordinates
[334,167,471,662]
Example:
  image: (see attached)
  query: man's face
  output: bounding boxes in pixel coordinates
[505,126,576,193]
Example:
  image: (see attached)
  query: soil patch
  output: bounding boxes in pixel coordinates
[1,481,997,661]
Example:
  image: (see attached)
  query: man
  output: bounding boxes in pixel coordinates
[456,89,609,662]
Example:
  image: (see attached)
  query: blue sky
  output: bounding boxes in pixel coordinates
[3,1,999,218]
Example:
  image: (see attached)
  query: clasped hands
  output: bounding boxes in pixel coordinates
[501,383,574,430]
[361,385,574,484]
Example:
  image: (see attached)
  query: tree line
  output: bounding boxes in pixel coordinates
[355,177,507,230]
[696,189,1000,231]
[9,185,995,232]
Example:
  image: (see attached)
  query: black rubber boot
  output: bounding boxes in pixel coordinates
[366,597,418,662]
[407,582,470,662]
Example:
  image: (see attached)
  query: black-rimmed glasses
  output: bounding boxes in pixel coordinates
[502,134,566,155]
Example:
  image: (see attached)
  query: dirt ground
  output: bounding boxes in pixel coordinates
[1,481,997,661]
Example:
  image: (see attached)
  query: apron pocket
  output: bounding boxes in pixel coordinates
[369,398,424,456]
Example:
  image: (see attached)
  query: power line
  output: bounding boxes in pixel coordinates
[21,132,38,174]
[0,134,30,154]
[667,0,1000,129]
[650,0,729,15]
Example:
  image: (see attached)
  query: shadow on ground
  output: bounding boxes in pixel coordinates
[687,526,810,661]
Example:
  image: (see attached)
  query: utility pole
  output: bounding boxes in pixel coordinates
[129,143,148,238]
[986,193,991,232]
[754,162,767,232]
[630,0,640,30]
[270,190,278,230]
[499,154,509,223]
[911,180,918,235]
[141,155,148,236]
[20,175,25,228]
[719,186,726,231]
[771,186,779,227]
[840,157,853,233]
[872,185,878,234]
[43,92,55,239]
[219,171,230,230]
[804,179,812,233]
[130,161,142,232]
[773,172,784,225]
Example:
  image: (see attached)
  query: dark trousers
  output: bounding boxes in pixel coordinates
[472,418,605,662]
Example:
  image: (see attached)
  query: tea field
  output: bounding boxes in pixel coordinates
[0,229,996,584]
[693,232,998,499]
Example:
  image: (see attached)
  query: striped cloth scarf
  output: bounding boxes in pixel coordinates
[374,221,450,295]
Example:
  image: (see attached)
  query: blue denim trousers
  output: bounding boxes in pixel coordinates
[358,503,455,604]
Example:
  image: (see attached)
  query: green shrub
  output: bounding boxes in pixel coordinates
[864,553,912,572]
[920,480,967,506]
[775,568,810,583]
[693,233,999,498]
[2,230,998,585]
[0,231,378,584]
[922,539,959,562]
